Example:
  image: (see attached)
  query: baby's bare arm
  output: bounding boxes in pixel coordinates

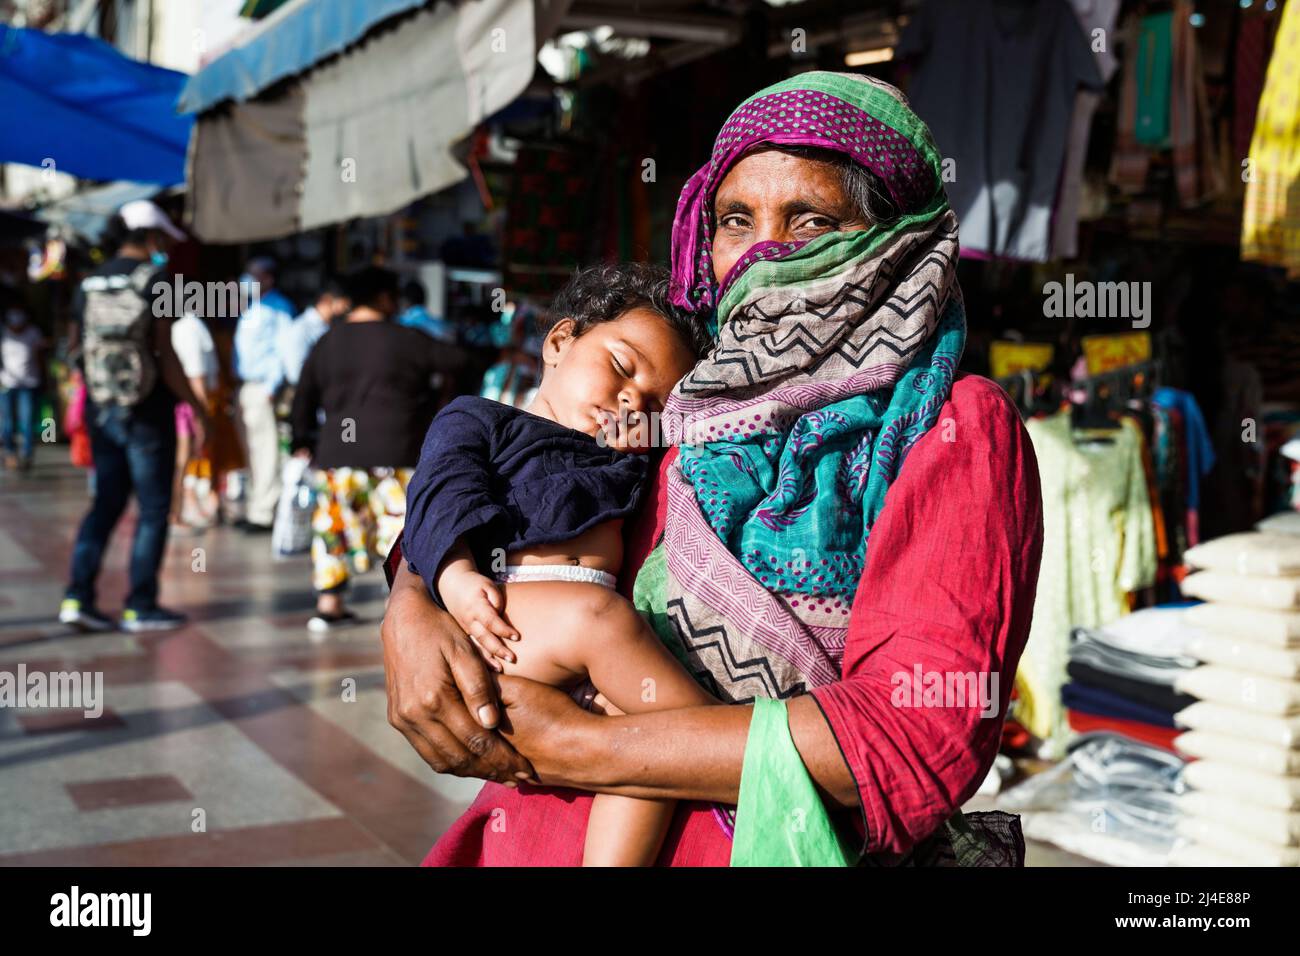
[495,581,716,713]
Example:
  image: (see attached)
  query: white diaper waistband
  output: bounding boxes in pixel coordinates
[493,565,618,589]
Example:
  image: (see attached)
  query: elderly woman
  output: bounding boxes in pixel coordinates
[382,72,1043,865]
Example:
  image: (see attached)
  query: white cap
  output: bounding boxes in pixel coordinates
[119,199,185,241]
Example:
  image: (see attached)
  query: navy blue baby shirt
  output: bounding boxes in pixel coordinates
[403,396,649,607]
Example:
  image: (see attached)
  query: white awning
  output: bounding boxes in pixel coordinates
[186,0,556,242]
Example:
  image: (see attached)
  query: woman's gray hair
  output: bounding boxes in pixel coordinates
[765,144,902,226]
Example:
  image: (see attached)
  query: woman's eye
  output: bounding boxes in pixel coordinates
[613,357,630,377]
[719,215,749,230]
[798,216,837,232]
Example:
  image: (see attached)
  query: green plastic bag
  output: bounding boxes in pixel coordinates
[730,697,858,867]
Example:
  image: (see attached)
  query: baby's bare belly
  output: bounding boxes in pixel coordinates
[507,518,624,573]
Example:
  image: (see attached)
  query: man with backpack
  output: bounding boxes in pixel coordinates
[59,200,211,633]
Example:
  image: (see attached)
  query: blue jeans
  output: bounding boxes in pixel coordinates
[0,386,38,458]
[66,398,177,610]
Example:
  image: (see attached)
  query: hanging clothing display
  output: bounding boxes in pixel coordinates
[1054,0,1122,260]
[1134,11,1174,147]
[1232,6,1278,164]
[896,0,1104,261]
[1242,0,1300,278]
[1153,387,1216,547]
[1015,413,1158,747]
[1169,1,1226,207]
[1110,1,1223,207]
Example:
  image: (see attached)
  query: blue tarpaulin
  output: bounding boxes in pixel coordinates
[177,0,430,114]
[0,26,193,185]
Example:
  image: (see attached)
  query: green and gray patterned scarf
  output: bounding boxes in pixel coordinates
[659,72,966,703]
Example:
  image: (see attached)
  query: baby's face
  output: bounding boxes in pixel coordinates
[534,307,698,451]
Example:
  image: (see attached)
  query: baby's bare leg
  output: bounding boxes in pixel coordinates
[492,581,716,866]
[495,581,714,712]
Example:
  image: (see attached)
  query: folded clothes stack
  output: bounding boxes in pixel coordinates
[997,733,1186,867]
[1171,531,1300,867]
[1062,606,1202,752]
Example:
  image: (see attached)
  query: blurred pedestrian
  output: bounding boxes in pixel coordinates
[397,278,456,343]
[61,200,210,633]
[279,277,349,388]
[0,294,46,471]
[170,309,220,528]
[289,266,466,632]
[232,257,294,533]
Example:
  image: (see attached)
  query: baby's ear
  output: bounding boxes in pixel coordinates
[542,317,577,363]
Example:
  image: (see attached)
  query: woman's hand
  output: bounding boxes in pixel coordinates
[495,675,600,790]
[381,559,536,785]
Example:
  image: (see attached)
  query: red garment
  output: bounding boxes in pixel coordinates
[1067,710,1181,753]
[424,375,1044,865]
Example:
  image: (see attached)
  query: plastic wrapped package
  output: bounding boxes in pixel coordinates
[1183,532,1300,576]
[1174,665,1300,715]
[1178,792,1300,847]
[1174,700,1300,748]
[1183,602,1300,647]
[1175,816,1300,866]
[1181,571,1300,610]
[997,733,1186,867]
[1173,730,1300,775]
[1185,632,1300,679]
[1182,760,1300,810]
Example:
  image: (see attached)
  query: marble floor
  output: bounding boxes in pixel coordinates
[0,447,482,865]
[0,446,1092,866]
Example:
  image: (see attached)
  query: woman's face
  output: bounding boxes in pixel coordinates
[711,150,869,285]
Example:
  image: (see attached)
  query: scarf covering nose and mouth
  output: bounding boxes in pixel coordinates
[655,72,967,705]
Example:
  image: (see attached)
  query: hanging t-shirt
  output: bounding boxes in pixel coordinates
[1015,412,1158,751]
[1134,11,1174,147]
[1053,0,1122,260]
[897,0,1104,261]
[1152,387,1216,511]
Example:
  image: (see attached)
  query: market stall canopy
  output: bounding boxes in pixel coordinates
[182,0,563,243]
[35,180,165,242]
[177,0,433,114]
[0,25,193,185]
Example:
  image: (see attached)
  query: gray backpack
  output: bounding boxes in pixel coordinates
[81,262,158,408]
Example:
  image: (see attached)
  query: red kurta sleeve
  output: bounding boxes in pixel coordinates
[809,374,1044,856]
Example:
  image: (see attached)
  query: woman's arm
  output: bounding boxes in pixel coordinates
[496,677,856,807]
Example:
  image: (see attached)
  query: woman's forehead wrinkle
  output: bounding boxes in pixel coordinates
[715,196,751,215]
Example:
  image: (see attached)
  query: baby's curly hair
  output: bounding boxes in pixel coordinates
[546,262,712,359]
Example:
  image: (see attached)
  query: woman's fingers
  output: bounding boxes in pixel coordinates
[444,644,537,780]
